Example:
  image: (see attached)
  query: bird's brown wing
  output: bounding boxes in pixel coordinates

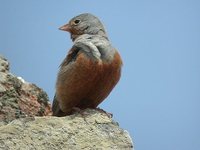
[52,46,80,116]
[52,44,101,116]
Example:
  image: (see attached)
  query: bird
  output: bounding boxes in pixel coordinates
[52,13,122,116]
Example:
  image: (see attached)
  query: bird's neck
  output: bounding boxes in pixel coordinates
[71,30,108,42]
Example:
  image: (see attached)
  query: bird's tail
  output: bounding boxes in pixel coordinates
[52,95,66,117]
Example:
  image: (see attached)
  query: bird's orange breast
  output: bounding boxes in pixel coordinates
[56,50,122,114]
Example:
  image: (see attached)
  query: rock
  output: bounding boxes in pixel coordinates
[0,55,134,149]
[0,55,52,123]
[0,109,133,150]
[0,56,9,73]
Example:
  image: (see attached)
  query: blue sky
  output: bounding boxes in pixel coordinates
[1,0,200,149]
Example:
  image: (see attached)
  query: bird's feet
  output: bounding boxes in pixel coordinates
[95,107,113,118]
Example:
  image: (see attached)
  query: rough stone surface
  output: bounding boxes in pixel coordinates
[0,55,134,149]
[0,109,133,150]
[0,55,52,123]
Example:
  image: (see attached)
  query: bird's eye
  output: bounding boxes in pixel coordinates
[74,19,81,25]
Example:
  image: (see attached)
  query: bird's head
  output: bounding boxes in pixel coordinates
[59,13,108,41]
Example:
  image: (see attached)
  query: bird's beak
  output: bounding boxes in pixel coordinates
[59,24,71,32]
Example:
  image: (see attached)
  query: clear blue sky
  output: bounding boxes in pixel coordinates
[1,1,200,149]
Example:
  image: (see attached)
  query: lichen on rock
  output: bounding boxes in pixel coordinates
[0,55,52,123]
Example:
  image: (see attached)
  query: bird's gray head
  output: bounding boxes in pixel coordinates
[59,13,108,41]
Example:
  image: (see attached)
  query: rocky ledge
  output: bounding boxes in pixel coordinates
[0,109,133,150]
[0,55,134,150]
